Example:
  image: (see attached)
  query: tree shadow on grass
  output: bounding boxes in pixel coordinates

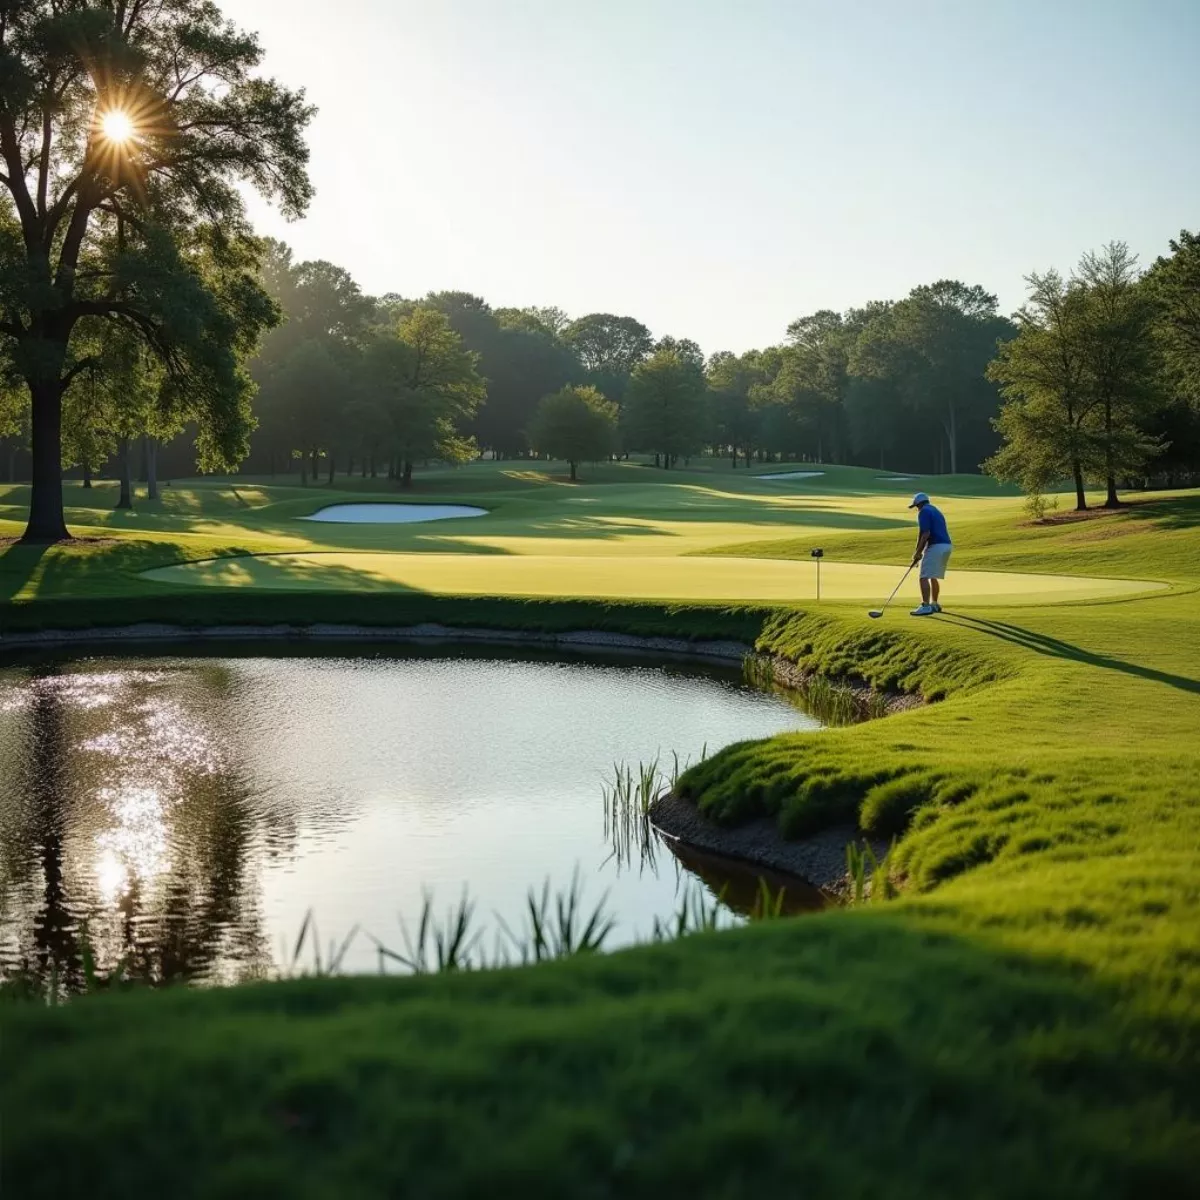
[0,542,49,604]
[943,613,1200,696]
[1121,494,1200,531]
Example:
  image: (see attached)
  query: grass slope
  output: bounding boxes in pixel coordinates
[3,463,1199,1198]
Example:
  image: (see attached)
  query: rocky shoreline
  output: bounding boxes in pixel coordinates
[651,792,888,896]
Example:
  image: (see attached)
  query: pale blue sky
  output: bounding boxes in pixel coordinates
[227,0,1199,353]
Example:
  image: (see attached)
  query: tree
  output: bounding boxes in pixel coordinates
[622,347,708,467]
[1075,243,1162,506]
[251,244,373,478]
[852,282,1011,474]
[562,313,653,402]
[985,270,1099,510]
[527,386,617,481]
[266,340,349,486]
[1145,230,1200,406]
[494,305,569,338]
[0,1,313,541]
[364,306,484,487]
[708,349,779,466]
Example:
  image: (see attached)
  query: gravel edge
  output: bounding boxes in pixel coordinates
[650,794,882,895]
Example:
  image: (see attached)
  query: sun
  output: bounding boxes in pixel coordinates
[101,110,135,143]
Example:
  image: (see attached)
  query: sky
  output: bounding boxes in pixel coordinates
[225,0,1199,353]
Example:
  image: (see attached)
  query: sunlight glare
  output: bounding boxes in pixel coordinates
[101,110,135,143]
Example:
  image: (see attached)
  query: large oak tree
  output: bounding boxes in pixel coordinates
[0,0,313,541]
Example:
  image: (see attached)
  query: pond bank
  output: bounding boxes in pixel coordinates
[651,793,887,895]
[0,620,751,661]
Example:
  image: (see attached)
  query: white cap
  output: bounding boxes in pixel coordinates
[908,492,930,508]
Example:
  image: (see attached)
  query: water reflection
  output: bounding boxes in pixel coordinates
[0,646,819,990]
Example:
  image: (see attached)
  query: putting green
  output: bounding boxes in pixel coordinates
[142,552,1165,605]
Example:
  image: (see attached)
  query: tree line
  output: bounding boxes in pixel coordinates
[230,251,1025,486]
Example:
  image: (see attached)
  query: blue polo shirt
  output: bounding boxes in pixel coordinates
[918,504,951,546]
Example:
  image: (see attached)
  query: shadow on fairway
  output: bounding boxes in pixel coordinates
[0,541,49,604]
[944,613,1200,696]
[1123,494,1200,530]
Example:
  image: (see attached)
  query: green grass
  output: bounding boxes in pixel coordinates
[3,462,1199,1197]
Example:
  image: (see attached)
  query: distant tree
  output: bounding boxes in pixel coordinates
[1145,230,1200,406]
[563,313,653,402]
[985,270,1099,510]
[365,307,485,487]
[527,386,618,481]
[60,367,112,489]
[1075,243,1163,506]
[623,347,708,467]
[655,335,705,368]
[252,245,374,477]
[0,0,313,541]
[266,341,348,486]
[852,282,1011,474]
[0,372,29,483]
[495,306,570,338]
[708,349,780,466]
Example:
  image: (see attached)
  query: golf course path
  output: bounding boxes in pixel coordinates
[141,552,1166,605]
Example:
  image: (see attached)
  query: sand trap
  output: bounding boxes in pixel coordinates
[300,503,487,524]
[143,553,1166,607]
[756,471,826,482]
[877,476,916,482]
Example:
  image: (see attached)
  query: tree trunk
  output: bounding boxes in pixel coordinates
[369,456,376,478]
[654,453,660,468]
[139,436,149,483]
[327,452,335,485]
[300,455,308,487]
[22,379,70,543]
[946,404,958,475]
[744,447,751,468]
[569,460,577,482]
[731,450,737,468]
[401,460,413,488]
[146,438,159,501]
[362,456,368,478]
[1072,461,1087,511]
[311,448,319,482]
[116,437,133,509]
[1104,475,1120,508]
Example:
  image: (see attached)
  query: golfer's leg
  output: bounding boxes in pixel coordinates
[920,576,931,604]
[930,579,940,604]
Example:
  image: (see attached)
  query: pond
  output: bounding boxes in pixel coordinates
[0,646,822,987]
[300,503,488,524]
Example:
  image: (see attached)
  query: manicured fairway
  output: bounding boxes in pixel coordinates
[142,549,1166,605]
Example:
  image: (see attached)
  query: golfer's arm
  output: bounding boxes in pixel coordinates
[912,532,930,563]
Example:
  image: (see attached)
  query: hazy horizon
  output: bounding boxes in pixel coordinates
[227,0,1199,352]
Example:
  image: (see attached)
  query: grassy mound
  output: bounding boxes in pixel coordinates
[3,465,1199,1196]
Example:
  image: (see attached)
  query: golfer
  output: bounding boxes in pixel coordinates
[908,492,951,616]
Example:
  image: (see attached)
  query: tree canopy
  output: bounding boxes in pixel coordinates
[527,385,617,481]
[0,0,313,539]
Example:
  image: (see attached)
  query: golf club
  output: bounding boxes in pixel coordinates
[868,563,915,619]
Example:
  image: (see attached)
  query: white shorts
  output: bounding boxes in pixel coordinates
[921,543,952,580]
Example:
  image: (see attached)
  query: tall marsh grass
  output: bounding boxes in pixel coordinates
[742,653,888,725]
